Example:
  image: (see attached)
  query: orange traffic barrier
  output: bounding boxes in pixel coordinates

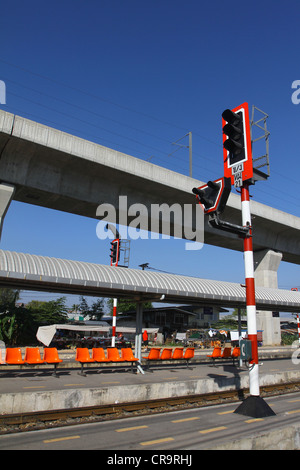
[24,347,45,365]
[75,348,95,376]
[43,348,63,377]
[5,348,25,365]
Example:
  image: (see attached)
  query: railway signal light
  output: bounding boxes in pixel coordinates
[110,239,120,266]
[222,102,253,185]
[222,108,245,164]
[192,177,231,214]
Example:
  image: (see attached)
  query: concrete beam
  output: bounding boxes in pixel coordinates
[1,111,300,263]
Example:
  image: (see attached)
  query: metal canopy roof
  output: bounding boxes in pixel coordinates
[0,249,300,312]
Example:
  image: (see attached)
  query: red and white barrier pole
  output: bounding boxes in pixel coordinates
[241,181,259,396]
[297,314,300,345]
[111,298,117,347]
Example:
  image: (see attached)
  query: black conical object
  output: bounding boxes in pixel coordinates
[234,395,276,418]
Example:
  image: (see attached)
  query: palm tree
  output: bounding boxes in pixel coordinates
[71,304,80,314]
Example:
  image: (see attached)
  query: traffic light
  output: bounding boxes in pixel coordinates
[222,108,245,165]
[222,102,253,185]
[110,239,120,266]
[192,177,231,214]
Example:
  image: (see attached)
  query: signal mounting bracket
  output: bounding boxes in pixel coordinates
[208,213,251,238]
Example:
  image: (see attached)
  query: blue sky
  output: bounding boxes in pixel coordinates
[1,0,300,306]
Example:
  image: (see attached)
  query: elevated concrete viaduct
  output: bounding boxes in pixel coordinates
[0,110,300,264]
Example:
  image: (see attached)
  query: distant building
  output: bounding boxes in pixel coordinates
[102,304,228,332]
[67,312,85,322]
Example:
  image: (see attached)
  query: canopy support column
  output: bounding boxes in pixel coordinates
[254,249,282,346]
[135,303,145,374]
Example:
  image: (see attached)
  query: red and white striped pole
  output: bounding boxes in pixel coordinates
[297,314,300,345]
[290,290,300,344]
[111,298,117,347]
[235,181,275,417]
[241,181,260,397]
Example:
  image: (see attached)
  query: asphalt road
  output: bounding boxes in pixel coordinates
[1,390,300,451]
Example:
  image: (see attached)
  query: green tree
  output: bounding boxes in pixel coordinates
[78,296,106,321]
[0,288,20,304]
[107,298,153,315]
[26,297,69,324]
[0,288,34,345]
[212,314,238,330]
[212,308,246,331]
[78,296,89,317]
[0,291,69,346]
[232,308,246,317]
[71,303,80,314]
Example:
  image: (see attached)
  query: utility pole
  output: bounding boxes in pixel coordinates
[169,132,192,177]
[106,224,120,347]
[188,131,192,178]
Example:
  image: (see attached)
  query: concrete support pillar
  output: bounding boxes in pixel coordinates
[135,303,145,374]
[254,249,282,346]
[0,183,15,239]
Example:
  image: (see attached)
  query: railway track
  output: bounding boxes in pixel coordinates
[1,381,300,435]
